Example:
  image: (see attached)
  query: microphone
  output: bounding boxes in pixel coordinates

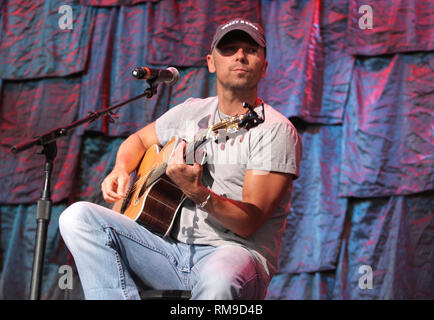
[132,66,179,85]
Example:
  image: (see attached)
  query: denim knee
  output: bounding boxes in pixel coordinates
[58,201,98,237]
[193,271,239,299]
[190,246,266,300]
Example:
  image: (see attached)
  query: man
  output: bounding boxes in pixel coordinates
[59,18,302,300]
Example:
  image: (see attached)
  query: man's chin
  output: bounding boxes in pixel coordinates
[227,79,257,90]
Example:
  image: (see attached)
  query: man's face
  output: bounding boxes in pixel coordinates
[207,31,268,92]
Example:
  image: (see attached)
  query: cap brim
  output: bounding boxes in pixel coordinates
[211,25,266,51]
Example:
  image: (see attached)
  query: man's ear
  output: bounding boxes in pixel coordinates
[261,60,268,79]
[207,54,216,73]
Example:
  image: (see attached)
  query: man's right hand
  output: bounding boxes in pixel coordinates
[101,168,130,203]
[100,121,159,204]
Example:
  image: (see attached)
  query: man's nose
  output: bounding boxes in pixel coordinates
[234,48,247,61]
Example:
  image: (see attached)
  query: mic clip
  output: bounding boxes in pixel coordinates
[144,78,158,98]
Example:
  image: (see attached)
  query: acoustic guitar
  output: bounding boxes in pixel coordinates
[112,103,264,238]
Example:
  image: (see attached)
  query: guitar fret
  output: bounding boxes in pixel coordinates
[185,130,207,161]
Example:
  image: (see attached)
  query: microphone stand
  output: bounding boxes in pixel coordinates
[11,80,159,300]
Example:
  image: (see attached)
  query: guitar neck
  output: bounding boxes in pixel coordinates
[184,119,230,159]
[184,129,209,162]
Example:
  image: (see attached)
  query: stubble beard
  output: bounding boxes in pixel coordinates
[220,74,259,93]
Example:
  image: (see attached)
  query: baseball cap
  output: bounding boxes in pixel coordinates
[211,18,266,52]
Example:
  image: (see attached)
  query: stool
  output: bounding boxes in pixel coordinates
[139,289,192,300]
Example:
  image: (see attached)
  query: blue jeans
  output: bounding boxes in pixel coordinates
[58,201,268,300]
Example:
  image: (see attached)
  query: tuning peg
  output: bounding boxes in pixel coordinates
[242,102,255,112]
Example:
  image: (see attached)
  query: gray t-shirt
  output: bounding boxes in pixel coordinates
[155,96,302,280]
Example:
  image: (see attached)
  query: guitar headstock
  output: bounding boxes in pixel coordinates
[188,102,265,155]
[210,102,265,136]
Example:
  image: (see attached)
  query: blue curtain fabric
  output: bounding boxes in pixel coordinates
[347,0,434,55]
[0,0,432,299]
[0,0,94,79]
[339,53,434,197]
[278,123,348,274]
[0,78,82,204]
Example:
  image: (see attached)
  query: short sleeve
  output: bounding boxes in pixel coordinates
[155,99,191,146]
[246,122,302,179]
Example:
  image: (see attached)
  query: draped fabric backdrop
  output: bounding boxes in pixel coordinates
[0,0,433,300]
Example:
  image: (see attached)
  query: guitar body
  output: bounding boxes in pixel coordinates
[113,136,186,237]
